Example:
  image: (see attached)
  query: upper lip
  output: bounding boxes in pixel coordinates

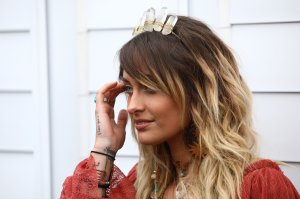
[134,119,154,124]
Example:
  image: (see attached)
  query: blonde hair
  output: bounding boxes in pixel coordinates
[119,16,257,199]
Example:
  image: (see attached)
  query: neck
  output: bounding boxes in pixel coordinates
[167,132,192,177]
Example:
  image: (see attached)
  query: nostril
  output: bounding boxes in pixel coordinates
[127,103,143,114]
[127,104,136,114]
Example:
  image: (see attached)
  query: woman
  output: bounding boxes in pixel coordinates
[61,8,299,199]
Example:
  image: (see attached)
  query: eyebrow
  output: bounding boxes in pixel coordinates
[119,77,130,83]
[119,74,156,84]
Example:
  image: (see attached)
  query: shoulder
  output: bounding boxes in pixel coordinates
[242,159,300,199]
[243,159,281,177]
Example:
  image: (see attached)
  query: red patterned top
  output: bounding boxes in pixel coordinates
[60,156,299,199]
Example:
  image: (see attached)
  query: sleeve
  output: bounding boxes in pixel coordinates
[242,167,300,199]
[60,155,136,199]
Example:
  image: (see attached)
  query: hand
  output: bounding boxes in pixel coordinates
[93,82,128,152]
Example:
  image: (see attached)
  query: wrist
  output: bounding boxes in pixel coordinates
[94,138,121,151]
[93,145,118,153]
[94,137,112,149]
[91,150,116,161]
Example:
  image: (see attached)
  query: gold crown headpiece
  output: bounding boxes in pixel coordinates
[132,7,178,36]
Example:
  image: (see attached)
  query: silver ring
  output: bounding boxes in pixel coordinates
[103,97,109,103]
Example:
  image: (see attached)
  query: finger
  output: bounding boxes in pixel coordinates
[96,82,118,105]
[109,108,115,119]
[95,82,118,113]
[97,82,118,95]
[105,82,126,107]
[117,109,128,130]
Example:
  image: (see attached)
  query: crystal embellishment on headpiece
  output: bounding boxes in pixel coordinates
[133,11,147,35]
[162,15,178,35]
[132,7,178,36]
[144,8,155,31]
[153,7,168,32]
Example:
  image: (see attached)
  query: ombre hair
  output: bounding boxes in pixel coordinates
[118,16,257,199]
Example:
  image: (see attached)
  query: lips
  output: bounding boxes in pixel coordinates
[134,119,153,131]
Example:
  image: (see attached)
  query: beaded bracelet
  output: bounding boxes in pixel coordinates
[98,181,110,189]
[97,167,113,189]
[91,150,115,161]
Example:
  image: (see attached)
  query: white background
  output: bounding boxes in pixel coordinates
[0,0,299,198]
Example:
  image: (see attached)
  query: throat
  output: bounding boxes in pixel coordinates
[166,133,192,178]
[172,159,191,178]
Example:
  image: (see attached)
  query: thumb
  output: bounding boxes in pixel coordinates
[117,109,128,129]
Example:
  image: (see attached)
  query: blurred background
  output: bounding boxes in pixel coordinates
[0,0,299,198]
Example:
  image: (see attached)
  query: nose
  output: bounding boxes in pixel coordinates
[127,92,145,114]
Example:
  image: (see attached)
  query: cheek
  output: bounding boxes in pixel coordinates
[151,102,183,128]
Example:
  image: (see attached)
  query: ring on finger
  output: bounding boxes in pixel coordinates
[103,97,110,103]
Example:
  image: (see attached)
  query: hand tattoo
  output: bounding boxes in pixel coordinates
[96,115,101,135]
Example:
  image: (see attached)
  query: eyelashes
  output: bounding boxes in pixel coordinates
[123,85,157,95]
[123,85,133,95]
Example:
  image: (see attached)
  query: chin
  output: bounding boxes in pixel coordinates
[137,135,164,145]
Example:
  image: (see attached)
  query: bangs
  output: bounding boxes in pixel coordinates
[119,34,154,83]
[118,31,180,94]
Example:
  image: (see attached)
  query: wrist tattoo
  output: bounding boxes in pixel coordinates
[96,169,107,182]
[105,146,117,158]
[95,159,108,170]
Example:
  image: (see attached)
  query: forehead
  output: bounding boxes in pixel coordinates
[121,71,142,87]
[122,71,134,82]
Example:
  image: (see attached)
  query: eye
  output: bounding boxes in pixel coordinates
[123,85,133,95]
[143,86,157,94]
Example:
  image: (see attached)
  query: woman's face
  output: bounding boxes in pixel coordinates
[121,71,186,145]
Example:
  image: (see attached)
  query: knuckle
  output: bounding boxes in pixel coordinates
[96,88,103,95]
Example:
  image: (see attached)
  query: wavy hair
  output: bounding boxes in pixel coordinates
[118,16,257,199]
